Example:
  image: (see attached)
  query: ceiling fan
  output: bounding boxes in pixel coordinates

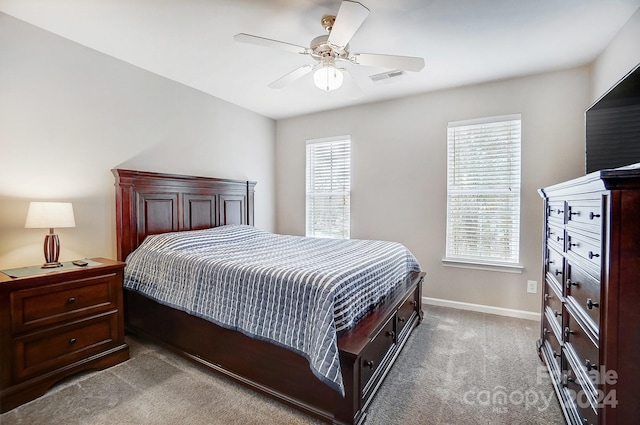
[234,0,425,92]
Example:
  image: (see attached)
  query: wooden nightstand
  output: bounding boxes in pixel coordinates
[0,258,129,412]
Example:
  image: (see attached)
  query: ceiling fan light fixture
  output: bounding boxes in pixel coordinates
[313,65,344,91]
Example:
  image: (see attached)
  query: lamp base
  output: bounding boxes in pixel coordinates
[41,262,63,269]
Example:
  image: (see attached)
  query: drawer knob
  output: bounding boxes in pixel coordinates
[364,360,375,370]
[562,373,575,387]
[589,212,600,220]
[553,310,561,318]
[566,279,579,289]
[69,338,77,345]
[564,327,575,338]
[569,208,580,216]
[556,209,564,215]
[386,330,396,339]
[588,251,600,260]
[553,350,561,359]
[544,293,553,301]
[556,236,564,242]
[555,269,562,276]
[586,298,599,310]
[67,297,76,304]
[411,300,418,308]
[398,316,406,323]
[585,359,597,371]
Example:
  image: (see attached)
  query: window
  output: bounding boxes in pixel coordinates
[306,136,351,239]
[445,115,522,270]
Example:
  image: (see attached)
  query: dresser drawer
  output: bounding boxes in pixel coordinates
[544,281,563,331]
[566,261,600,333]
[566,199,602,235]
[547,223,565,253]
[542,315,562,372]
[13,313,119,381]
[566,231,601,273]
[546,246,564,288]
[547,200,565,224]
[563,361,598,425]
[11,274,118,333]
[564,313,599,393]
[361,316,395,393]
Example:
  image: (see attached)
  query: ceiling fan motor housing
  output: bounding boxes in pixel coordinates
[310,34,349,60]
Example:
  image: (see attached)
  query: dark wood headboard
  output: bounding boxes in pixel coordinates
[113,169,256,261]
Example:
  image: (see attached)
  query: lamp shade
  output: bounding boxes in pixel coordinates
[25,202,76,229]
[313,65,344,92]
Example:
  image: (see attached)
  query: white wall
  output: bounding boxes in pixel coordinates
[591,8,640,102]
[276,67,591,314]
[0,13,276,269]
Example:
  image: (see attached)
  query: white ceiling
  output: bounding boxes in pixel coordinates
[1,0,639,120]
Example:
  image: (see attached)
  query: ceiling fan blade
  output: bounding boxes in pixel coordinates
[341,68,364,99]
[268,65,314,89]
[327,1,370,49]
[234,33,308,55]
[353,53,425,72]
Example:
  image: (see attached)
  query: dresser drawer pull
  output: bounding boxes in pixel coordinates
[411,300,417,307]
[553,310,561,318]
[586,298,599,310]
[543,328,549,337]
[588,251,600,259]
[67,297,76,304]
[589,212,600,220]
[398,316,406,323]
[566,279,579,289]
[556,236,564,242]
[364,360,375,370]
[69,338,77,345]
[584,359,598,371]
[562,373,576,387]
[555,269,562,276]
[568,207,580,217]
[564,327,574,338]
[553,350,562,358]
[556,209,564,215]
[386,331,396,339]
[544,293,553,301]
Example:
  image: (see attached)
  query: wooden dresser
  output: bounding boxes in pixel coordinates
[538,166,640,425]
[0,258,129,412]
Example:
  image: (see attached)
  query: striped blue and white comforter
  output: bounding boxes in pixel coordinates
[123,225,421,396]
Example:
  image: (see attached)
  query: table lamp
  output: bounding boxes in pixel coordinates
[24,202,76,268]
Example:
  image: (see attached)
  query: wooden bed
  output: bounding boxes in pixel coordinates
[113,169,424,425]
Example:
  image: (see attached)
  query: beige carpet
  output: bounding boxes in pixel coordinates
[0,305,564,425]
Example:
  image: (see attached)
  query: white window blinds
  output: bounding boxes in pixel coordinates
[446,115,521,264]
[306,137,351,239]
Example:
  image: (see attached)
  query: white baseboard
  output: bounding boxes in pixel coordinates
[422,296,540,321]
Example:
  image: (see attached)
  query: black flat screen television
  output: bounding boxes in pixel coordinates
[585,63,640,173]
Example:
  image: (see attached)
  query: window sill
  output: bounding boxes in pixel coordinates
[442,258,524,274]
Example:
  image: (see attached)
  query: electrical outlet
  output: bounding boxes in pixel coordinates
[527,280,538,294]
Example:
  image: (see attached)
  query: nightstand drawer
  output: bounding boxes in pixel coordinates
[13,313,118,381]
[11,274,118,333]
